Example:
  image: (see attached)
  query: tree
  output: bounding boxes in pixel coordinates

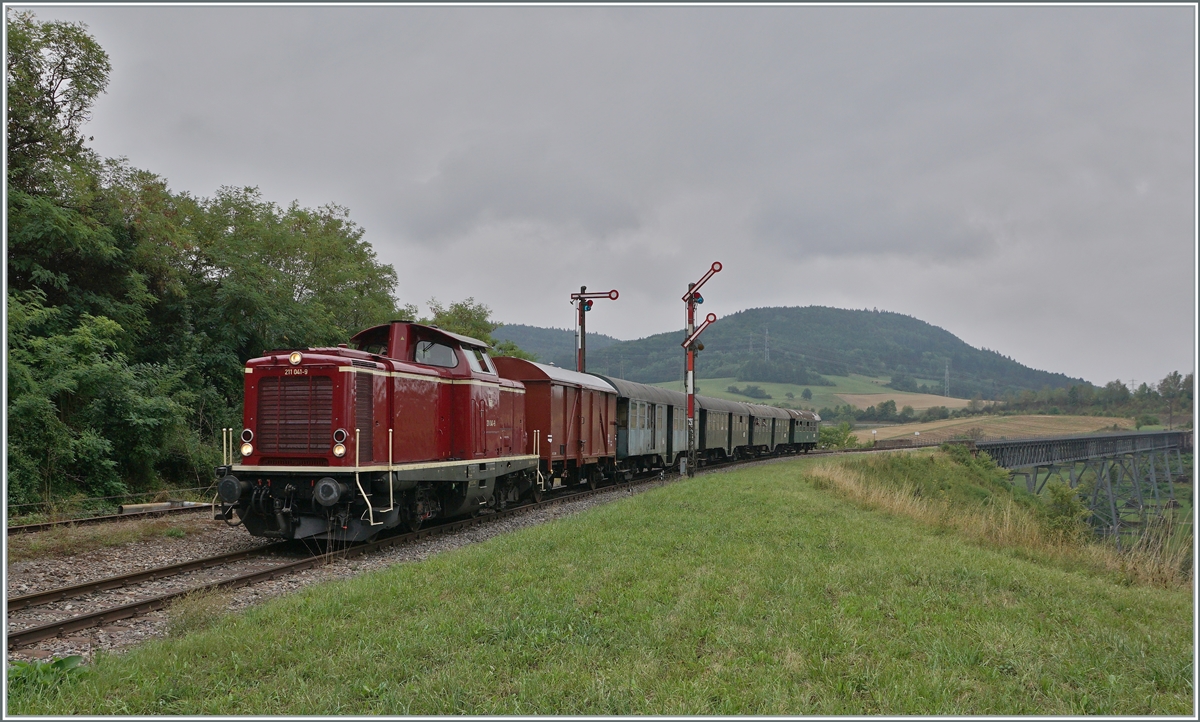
[801,388,813,400]
[6,10,110,195]
[818,421,858,449]
[415,297,535,360]
[1157,371,1183,430]
[877,399,897,420]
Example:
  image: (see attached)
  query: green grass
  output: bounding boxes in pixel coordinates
[652,374,953,410]
[10,458,1192,715]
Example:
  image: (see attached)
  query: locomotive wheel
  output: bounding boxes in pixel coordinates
[532,485,544,503]
[406,517,423,533]
[587,469,598,491]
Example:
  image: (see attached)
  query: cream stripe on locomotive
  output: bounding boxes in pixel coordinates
[233,454,541,475]
[328,362,525,390]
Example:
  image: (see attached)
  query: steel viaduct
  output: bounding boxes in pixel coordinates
[971,430,1193,546]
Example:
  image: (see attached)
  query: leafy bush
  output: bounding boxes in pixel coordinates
[727,384,771,399]
[1041,481,1091,543]
[8,655,87,700]
[818,422,860,449]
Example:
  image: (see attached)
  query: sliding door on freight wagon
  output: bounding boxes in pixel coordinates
[550,384,571,460]
[583,388,615,461]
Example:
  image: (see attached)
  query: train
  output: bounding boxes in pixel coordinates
[214,319,820,542]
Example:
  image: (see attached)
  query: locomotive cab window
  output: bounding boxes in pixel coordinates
[468,348,497,375]
[465,350,484,373]
[414,341,459,368]
[480,352,497,374]
[354,327,390,356]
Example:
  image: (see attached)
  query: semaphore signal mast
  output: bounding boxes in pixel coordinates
[681,261,721,477]
[570,286,619,373]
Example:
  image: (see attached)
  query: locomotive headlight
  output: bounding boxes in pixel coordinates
[289,351,303,365]
[333,443,346,458]
[240,442,253,457]
[241,429,253,443]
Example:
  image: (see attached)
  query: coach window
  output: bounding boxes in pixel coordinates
[414,340,459,368]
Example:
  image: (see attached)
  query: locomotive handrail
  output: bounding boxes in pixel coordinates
[355,429,385,527]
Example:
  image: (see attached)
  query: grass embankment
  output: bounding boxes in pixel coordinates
[10,455,1193,715]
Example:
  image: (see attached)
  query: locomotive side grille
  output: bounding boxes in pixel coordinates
[257,375,333,454]
[355,373,374,462]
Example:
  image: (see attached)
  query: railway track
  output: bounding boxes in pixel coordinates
[6,469,674,649]
[8,504,215,536]
[5,448,880,650]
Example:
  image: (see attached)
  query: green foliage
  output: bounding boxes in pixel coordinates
[4,13,422,511]
[411,297,535,360]
[1135,414,1160,430]
[727,384,771,399]
[920,405,951,422]
[6,290,197,505]
[1041,481,1090,543]
[7,655,87,700]
[6,10,110,196]
[887,372,918,392]
[818,421,860,449]
[801,387,812,400]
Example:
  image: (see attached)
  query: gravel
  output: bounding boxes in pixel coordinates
[6,474,688,665]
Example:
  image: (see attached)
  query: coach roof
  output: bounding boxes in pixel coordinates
[591,375,687,407]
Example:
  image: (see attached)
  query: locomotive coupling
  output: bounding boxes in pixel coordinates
[313,477,349,507]
[217,475,250,504]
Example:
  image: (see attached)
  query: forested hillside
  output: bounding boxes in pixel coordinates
[582,306,1087,399]
[6,14,396,508]
[492,324,622,366]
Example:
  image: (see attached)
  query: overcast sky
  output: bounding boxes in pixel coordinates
[19,3,1197,388]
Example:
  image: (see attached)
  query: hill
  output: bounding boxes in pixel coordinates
[493,324,622,366]
[574,306,1084,400]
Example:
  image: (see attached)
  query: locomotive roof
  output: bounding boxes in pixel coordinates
[407,323,490,349]
[351,321,491,350]
[591,375,687,407]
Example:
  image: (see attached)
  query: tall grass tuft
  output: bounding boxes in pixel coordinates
[166,588,232,638]
[805,452,1193,589]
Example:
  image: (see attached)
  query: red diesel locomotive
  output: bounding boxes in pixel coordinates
[215,320,615,542]
[217,319,819,543]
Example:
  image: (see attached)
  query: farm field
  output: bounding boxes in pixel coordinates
[853,414,1133,443]
[837,392,970,412]
[12,456,1191,715]
[653,374,960,411]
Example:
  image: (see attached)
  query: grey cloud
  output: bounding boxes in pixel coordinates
[391,132,643,241]
[22,4,1195,384]
[752,199,996,261]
